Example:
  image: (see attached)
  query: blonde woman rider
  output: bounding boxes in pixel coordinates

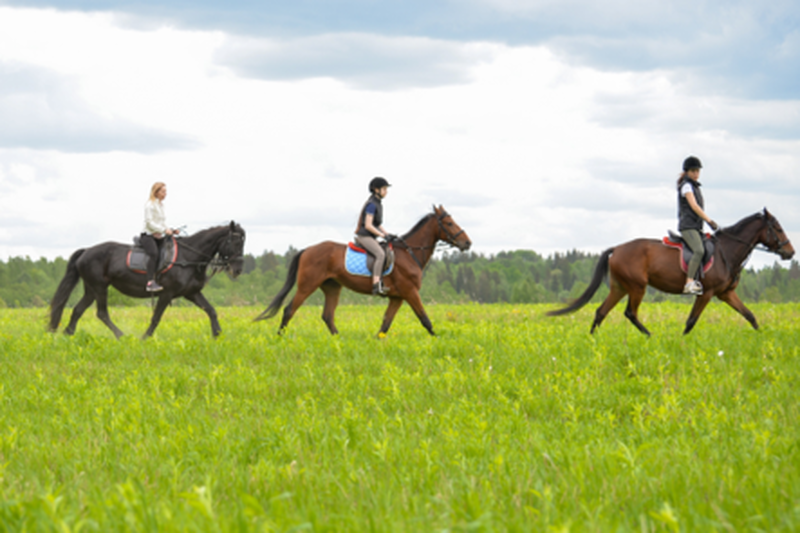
[141,182,180,292]
[677,156,718,295]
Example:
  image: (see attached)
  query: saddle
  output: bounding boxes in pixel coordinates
[345,241,395,277]
[127,236,179,274]
[662,231,714,277]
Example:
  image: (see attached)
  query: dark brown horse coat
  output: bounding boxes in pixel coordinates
[49,222,246,339]
[255,206,471,336]
[548,209,794,335]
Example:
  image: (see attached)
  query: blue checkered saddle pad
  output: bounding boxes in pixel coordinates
[345,242,394,277]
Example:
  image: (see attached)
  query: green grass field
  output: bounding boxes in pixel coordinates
[1,302,798,531]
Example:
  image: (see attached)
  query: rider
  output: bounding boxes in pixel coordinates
[355,177,392,295]
[677,156,719,295]
[141,182,179,292]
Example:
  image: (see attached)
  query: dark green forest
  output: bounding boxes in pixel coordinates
[2,247,799,309]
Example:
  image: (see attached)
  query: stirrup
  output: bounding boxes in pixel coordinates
[372,281,387,296]
[146,280,164,292]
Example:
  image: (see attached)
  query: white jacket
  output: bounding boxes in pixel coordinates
[143,199,168,235]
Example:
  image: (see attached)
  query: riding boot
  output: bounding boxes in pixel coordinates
[683,279,702,295]
[372,280,387,296]
[142,234,163,291]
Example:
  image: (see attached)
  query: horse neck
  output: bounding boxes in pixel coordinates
[182,227,226,259]
[401,215,439,267]
[718,216,764,271]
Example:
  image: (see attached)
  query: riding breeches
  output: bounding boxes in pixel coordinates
[355,235,385,279]
[140,233,164,280]
[681,228,704,280]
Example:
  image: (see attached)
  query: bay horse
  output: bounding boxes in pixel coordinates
[254,205,471,336]
[547,209,794,335]
[49,222,246,339]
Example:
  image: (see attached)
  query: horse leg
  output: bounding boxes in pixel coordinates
[64,291,95,335]
[319,279,342,335]
[623,286,651,336]
[142,294,173,339]
[379,297,404,335]
[94,287,124,339]
[185,292,222,337]
[403,290,435,336]
[591,283,626,334]
[683,293,713,335]
[278,280,319,334]
[716,290,759,331]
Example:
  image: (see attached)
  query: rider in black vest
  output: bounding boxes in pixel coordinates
[355,177,392,295]
[677,156,719,295]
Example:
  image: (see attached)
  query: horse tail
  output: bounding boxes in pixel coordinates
[547,247,613,316]
[49,248,85,331]
[254,249,304,321]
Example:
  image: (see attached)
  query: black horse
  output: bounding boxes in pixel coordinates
[49,222,246,338]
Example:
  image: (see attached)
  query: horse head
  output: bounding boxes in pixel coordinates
[762,208,795,260]
[433,205,472,252]
[218,221,247,277]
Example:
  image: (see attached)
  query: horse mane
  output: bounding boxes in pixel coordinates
[401,213,435,240]
[181,221,244,240]
[721,212,763,235]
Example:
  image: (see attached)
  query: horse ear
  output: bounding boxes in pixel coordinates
[432,204,437,214]
[230,220,236,230]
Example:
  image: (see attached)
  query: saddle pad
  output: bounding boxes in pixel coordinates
[127,237,178,274]
[662,237,714,275]
[345,243,393,277]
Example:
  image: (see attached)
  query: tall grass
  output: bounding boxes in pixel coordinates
[1,302,798,531]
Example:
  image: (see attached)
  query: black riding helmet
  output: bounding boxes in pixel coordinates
[369,177,391,193]
[683,156,703,171]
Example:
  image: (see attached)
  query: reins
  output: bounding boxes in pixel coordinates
[715,213,788,285]
[171,229,244,276]
[392,210,465,270]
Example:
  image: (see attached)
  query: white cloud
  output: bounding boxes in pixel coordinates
[0,62,196,153]
[215,33,497,90]
[589,76,800,140]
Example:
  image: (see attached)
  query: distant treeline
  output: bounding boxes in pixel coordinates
[1,248,799,309]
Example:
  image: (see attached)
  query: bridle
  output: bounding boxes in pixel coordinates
[174,227,245,274]
[763,216,791,253]
[436,209,466,246]
[215,230,245,266]
[718,213,789,255]
[394,210,467,269]
[716,213,790,283]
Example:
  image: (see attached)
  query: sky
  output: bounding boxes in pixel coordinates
[0,0,798,269]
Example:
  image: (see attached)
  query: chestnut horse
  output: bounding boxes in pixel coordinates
[547,209,794,335]
[255,205,471,335]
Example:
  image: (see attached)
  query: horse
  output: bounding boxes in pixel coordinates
[254,205,471,336]
[547,209,794,335]
[49,222,246,339]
